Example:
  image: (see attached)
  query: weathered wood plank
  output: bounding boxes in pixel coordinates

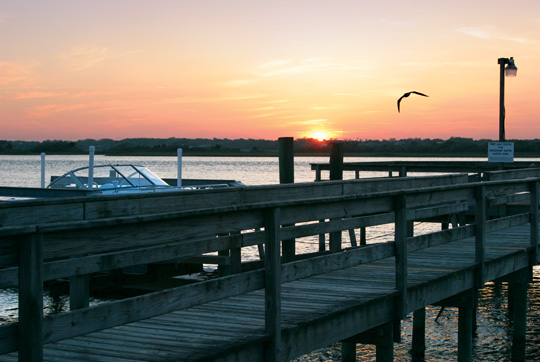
[264,207,281,362]
[18,233,43,362]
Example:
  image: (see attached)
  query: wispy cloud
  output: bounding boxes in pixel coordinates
[26,103,89,118]
[284,119,328,126]
[221,79,258,87]
[11,91,67,99]
[0,60,39,86]
[254,58,357,77]
[59,43,137,71]
[455,26,528,43]
[399,61,480,68]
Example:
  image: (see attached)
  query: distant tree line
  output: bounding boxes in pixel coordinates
[0,137,539,157]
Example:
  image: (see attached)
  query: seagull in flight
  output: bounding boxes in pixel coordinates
[397,91,429,113]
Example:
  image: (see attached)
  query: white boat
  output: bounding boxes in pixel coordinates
[47,163,241,194]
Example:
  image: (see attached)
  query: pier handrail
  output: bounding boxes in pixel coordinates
[0,177,538,361]
[0,174,469,227]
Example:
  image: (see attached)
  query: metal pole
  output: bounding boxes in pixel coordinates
[40,152,46,188]
[498,58,507,142]
[177,148,183,187]
[88,146,95,190]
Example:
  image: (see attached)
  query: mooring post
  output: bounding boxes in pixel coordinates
[264,207,282,362]
[19,233,44,362]
[458,307,473,362]
[411,308,426,359]
[508,268,530,362]
[329,141,344,251]
[278,137,294,184]
[329,141,344,181]
[342,321,394,362]
[279,137,295,262]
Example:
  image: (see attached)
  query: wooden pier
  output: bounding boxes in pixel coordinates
[0,169,539,361]
[310,160,539,181]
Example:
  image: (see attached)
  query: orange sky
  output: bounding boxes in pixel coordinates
[1,1,539,141]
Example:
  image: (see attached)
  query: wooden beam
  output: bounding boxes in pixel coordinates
[475,186,486,288]
[411,308,426,360]
[18,233,43,362]
[264,207,281,362]
[529,180,538,264]
[394,194,408,319]
[458,306,473,362]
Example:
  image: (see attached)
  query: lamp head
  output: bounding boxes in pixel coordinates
[505,57,517,77]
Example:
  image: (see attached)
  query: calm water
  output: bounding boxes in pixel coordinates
[0,154,539,361]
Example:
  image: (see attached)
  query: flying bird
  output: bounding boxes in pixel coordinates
[397,91,429,113]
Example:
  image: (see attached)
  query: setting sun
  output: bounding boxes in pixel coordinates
[310,131,330,141]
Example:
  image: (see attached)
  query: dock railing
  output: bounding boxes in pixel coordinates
[0,176,538,361]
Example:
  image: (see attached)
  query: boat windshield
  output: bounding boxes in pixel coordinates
[47,164,170,190]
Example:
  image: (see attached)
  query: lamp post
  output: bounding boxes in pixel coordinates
[497,57,517,141]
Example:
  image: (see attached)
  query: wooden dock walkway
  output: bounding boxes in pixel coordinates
[0,171,538,361]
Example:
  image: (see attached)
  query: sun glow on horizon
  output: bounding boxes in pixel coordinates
[309,131,331,141]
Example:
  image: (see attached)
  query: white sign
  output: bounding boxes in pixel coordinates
[488,142,514,163]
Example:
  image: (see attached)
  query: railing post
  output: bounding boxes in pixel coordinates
[394,194,407,320]
[279,137,296,263]
[18,233,44,362]
[70,274,89,310]
[530,180,539,264]
[474,185,486,288]
[264,208,281,362]
[329,142,344,251]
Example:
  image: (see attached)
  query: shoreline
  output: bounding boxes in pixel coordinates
[1,151,538,158]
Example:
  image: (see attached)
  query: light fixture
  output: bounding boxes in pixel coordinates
[505,57,518,77]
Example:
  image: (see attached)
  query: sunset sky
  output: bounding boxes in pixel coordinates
[1,0,539,142]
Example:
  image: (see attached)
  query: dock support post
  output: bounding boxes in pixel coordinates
[19,233,44,362]
[435,289,477,362]
[329,142,344,251]
[341,342,356,362]
[458,306,473,362]
[279,137,296,262]
[264,207,282,362]
[343,321,394,362]
[508,268,531,362]
[411,308,426,360]
[511,280,528,362]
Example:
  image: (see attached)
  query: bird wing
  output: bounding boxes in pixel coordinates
[410,91,429,97]
[397,95,405,112]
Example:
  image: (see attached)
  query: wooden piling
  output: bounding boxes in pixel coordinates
[264,208,282,362]
[329,141,344,181]
[411,308,426,359]
[509,268,530,362]
[278,137,294,184]
[279,137,295,262]
[458,307,473,362]
[18,234,44,362]
[329,142,344,251]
